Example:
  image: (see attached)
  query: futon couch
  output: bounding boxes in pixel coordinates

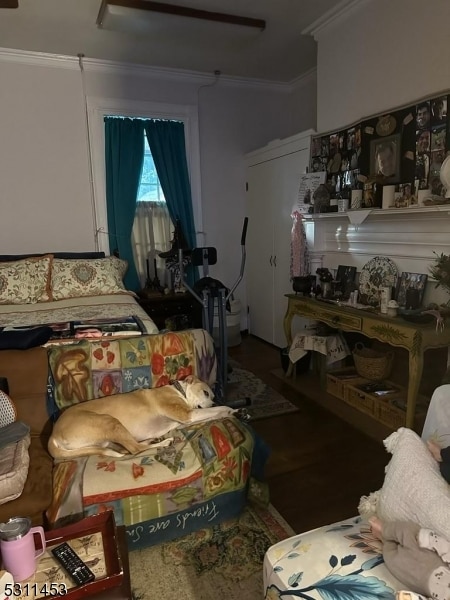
[0,329,262,550]
[263,384,450,599]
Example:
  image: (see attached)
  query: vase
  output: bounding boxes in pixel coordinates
[292,276,315,295]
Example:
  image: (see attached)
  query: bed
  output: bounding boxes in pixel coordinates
[0,252,158,341]
[0,294,158,336]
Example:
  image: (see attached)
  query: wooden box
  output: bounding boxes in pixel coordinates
[376,394,429,430]
[326,368,366,401]
[344,380,402,418]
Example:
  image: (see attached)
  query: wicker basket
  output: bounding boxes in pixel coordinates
[352,342,394,381]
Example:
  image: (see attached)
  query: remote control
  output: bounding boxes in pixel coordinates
[51,542,96,586]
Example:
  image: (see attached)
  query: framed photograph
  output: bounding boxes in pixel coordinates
[336,265,357,298]
[431,95,447,126]
[370,134,401,182]
[395,272,428,308]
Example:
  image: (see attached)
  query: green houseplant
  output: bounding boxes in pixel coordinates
[429,252,450,304]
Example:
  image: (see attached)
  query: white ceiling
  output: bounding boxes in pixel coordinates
[0,0,347,83]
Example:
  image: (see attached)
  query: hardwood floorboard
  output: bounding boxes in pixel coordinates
[229,334,389,534]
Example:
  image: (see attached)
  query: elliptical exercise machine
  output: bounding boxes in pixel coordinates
[179,218,248,406]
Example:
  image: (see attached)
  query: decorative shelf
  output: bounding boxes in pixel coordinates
[304,205,450,224]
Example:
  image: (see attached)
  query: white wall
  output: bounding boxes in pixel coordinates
[0,60,95,252]
[288,71,317,134]
[0,50,317,326]
[316,0,450,132]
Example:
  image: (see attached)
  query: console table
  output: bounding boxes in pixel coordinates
[284,294,450,428]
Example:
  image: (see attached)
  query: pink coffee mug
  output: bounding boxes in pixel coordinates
[1,526,46,582]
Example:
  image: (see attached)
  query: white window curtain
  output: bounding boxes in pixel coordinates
[132,202,173,288]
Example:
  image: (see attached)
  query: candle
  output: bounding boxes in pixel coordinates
[154,258,157,280]
[146,259,150,281]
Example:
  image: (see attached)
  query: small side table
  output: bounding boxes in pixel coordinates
[137,291,201,330]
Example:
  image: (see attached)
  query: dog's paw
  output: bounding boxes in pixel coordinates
[234,408,251,422]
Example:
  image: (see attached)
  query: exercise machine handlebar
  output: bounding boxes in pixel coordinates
[178,217,248,306]
[226,216,248,301]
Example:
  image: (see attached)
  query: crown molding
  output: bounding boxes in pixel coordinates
[0,46,290,92]
[290,67,316,90]
[0,47,79,70]
[302,0,373,41]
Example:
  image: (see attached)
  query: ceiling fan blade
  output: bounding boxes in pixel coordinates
[0,0,19,7]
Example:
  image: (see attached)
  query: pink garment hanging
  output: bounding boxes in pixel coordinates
[290,210,310,278]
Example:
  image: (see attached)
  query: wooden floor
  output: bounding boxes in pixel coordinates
[229,334,389,534]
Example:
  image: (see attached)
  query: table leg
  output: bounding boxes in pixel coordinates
[406,350,424,429]
[286,361,294,378]
[283,302,295,347]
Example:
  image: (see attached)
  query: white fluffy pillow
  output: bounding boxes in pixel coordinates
[360,427,450,540]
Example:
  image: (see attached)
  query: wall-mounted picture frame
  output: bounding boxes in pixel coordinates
[370,134,401,182]
[395,272,428,308]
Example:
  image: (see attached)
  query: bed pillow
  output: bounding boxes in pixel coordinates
[374,427,450,540]
[0,255,53,304]
[51,256,130,300]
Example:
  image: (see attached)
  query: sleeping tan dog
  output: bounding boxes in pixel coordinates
[48,376,235,459]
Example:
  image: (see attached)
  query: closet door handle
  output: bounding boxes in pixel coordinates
[269,255,273,266]
[273,255,277,267]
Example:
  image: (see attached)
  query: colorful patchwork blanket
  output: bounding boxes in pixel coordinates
[47,329,217,412]
[45,329,260,548]
[47,416,255,548]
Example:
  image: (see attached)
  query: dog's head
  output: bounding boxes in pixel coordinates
[183,375,215,409]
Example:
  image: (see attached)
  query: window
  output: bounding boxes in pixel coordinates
[137,138,166,203]
[89,97,202,280]
[132,132,172,288]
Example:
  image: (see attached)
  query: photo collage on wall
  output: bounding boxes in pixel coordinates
[310,93,450,210]
[310,125,362,206]
[415,96,447,195]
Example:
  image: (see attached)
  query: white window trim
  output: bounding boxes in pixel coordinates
[87,96,203,255]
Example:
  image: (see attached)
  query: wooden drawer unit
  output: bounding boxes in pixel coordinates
[291,299,362,332]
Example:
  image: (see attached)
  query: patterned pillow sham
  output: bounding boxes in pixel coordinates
[51,256,130,301]
[0,255,53,304]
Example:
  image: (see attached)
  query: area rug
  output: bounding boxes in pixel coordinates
[225,361,299,421]
[129,503,295,600]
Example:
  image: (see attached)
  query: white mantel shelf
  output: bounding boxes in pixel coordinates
[305,204,450,222]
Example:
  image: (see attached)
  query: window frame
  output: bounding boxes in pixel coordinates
[87,96,203,255]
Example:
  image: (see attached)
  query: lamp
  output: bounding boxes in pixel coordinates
[97,0,265,36]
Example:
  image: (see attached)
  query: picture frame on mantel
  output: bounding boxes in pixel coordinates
[396,272,428,308]
[370,134,401,183]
